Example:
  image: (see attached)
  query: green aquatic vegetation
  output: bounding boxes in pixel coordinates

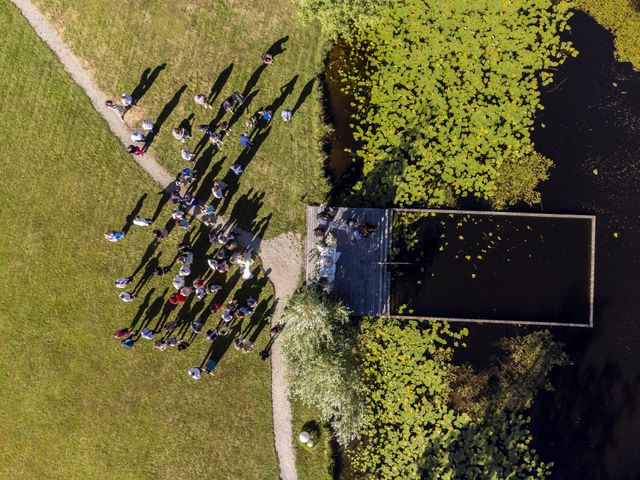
[341,0,575,208]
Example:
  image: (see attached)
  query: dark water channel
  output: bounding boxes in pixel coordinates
[323,10,640,479]
[527,11,640,480]
[391,212,593,325]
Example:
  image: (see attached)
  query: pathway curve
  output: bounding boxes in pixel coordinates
[10,1,299,478]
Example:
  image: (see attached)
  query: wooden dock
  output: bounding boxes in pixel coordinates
[305,206,391,316]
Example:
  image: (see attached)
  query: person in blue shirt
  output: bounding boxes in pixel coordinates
[104,230,126,242]
[258,110,272,122]
[120,337,136,348]
[239,134,253,148]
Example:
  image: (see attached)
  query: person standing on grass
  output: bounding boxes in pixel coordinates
[115,276,133,288]
[197,124,212,135]
[141,118,155,133]
[105,230,126,242]
[188,367,201,380]
[281,108,292,122]
[152,228,168,240]
[239,134,252,149]
[219,121,231,137]
[261,52,274,64]
[232,91,245,107]
[127,145,145,157]
[131,130,146,143]
[258,110,272,122]
[212,179,227,199]
[121,336,136,348]
[105,100,125,120]
[154,265,171,276]
[222,98,235,114]
[194,94,212,109]
[121,92,133,110]
[119,292,135,302]
[113,327,130,338]
[229,164,243,176]
[133,215,153,227]
[245,116,257,132]
[172,127,191,143]
[141,328,155,340]
[181,148,195,162]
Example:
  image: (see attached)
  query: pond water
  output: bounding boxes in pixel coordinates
[528,11,640,480]
[324,10,640,480]
[390,211,593,325]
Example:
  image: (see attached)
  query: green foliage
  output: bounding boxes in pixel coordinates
[280,288,363,445]
[341,0,575,208]
[299,0,390,38]
[352,321,566,479]
[351,319,466,479]
[451,331,571,417]
[575,0,640,70]
[421,413,552,479]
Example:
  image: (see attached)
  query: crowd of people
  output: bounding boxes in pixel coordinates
[104,50,292,380]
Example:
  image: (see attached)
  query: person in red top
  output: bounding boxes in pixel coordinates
[127,144,145,157]
[168,293,180,305]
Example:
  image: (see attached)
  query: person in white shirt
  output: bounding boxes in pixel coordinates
[188,367,201,380]
[181,149,195,162]
[119,292,135,302]
[141,118,155,132]
[230,164,243,176]
[121,92,133,108]
[172,275,185,290]
[193,94,212,108]
[133,215,153,227]
[141,328,155,340]
[178,265,191,277]
[115,277,133,288]
[131,130,145,143]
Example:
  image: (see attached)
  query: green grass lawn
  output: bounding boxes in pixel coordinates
[0,3,278,478]
[291,400,334,480]
[34,0,331,239]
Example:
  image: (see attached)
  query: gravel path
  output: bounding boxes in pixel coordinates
[10,1,299,478]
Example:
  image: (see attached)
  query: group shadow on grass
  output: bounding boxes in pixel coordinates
[112,36,311,374]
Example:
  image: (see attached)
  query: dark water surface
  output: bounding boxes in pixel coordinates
[528,11,640,480]
[390,212,593,325]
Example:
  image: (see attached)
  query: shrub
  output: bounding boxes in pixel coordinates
[280,288,363,445]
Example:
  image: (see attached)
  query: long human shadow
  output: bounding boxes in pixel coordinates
[267,35,289,58]
[246,295,275,344]
[130,239,158,278]
[143,84,187,151]
[193,154,226,201]
[151,189,171,221]
[138,288,168,332]
[129,288,155,333]
[121,192,148,234]
[229,90,260,128]
[292,77,316,115]
[132,255,160,296]
[221,188,266,233]
[131,63,166,104]
[266,75,298,115]
[178,113,195,136]
[208,63,234,104]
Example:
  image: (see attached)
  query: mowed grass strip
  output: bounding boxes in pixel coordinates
[0,4,278,479]
[34,0,331,238]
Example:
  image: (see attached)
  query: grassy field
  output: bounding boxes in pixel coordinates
[34,0,331,239]
[0,3,279,479]
[291,401,334,480]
